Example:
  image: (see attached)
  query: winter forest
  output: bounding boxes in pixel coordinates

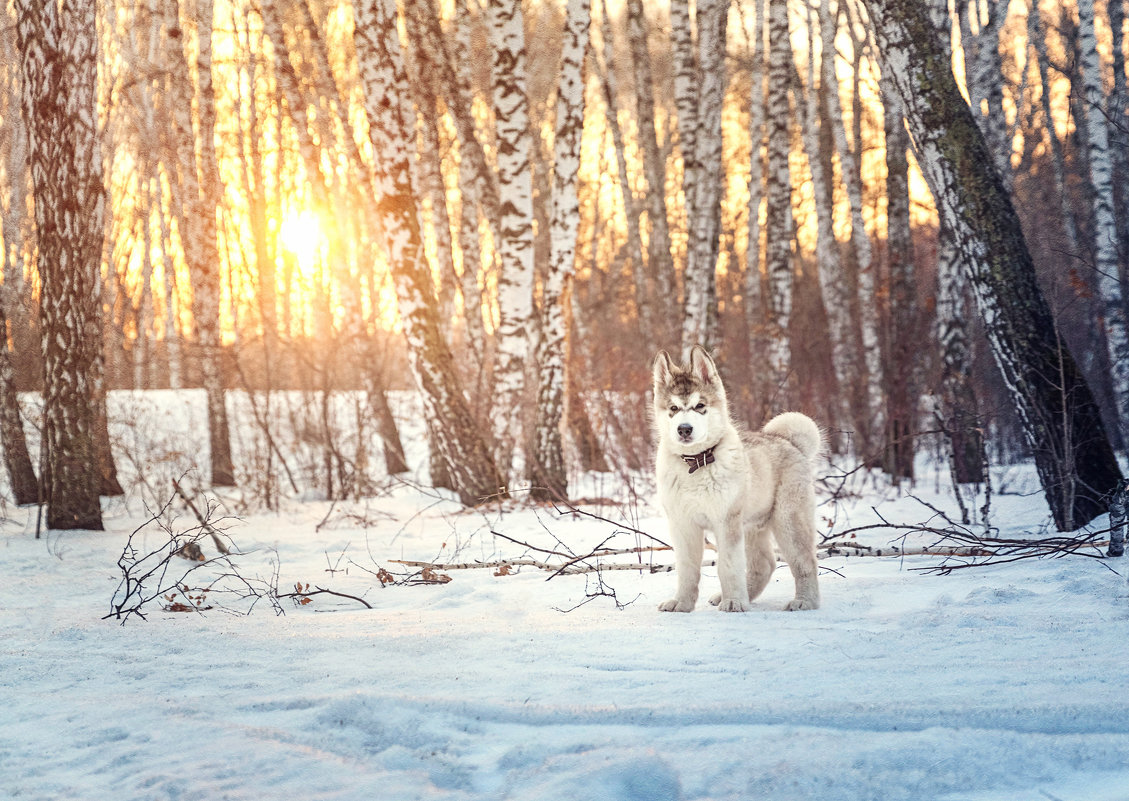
[5,1,1129,798]
[2,0,1128,529]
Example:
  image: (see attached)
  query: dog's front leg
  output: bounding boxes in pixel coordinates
[658,524,704,612]
[715,514,750,612]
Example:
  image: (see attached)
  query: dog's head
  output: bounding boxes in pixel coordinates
[652,346,729,451]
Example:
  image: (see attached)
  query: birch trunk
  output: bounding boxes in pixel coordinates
[957,0,1012,190]
[164,0,235,486]
[625,0,675,330]
[670,0,698,209]
[451,0,489,370]
[16,0,105,529]
[1107,0,1129,304]
[680,0,727,355]
[0,78,39,507]
[744,0,766,342]
[928,0,982,487]
[1077,0,1129,442]
[935,219,984,485]
[881,69,917,480]
[763,0,794,395]
[864,0,1123,530]
[802,0,856,446]
[488,0,535,479]
[530,0,591,501]
[593,0,649,328]
[824,0,882,448]
[1026,0,1079,254]
[353,0,502,506]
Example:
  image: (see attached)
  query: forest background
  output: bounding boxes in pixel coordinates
[1,0,1127,532]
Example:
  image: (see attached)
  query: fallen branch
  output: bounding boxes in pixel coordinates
[173,478,233,556]
[276,584,374,609]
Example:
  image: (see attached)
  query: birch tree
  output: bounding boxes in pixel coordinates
[744,0,766,349]
[488,0,535,478]
[863,0,1123,530]
[0,87,38,507]
[1077,0,1129,442]
[957,0,1012,190]
[929,0,983,485]
[800,1,855,445]
[671,0,698,212]
[353,0,502,506]
[16,0,105,529]
[881,69,916,480]
[163,0,235,487]
[828,0,882,450]
[680,0,728,354]
[763,0,794,394]
[593,0,648,328]
[530,0,591,501]
[625,0,675,329]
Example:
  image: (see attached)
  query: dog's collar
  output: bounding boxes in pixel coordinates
[680,446,716,474]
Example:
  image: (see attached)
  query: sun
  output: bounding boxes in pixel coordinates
[277,208,325,268]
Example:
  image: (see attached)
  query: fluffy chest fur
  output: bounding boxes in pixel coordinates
[656,427,771,530]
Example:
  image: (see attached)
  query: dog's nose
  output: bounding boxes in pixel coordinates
[677,423,693,440]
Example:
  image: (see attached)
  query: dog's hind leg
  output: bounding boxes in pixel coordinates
[745,527,776,602]
[773,509,821,611]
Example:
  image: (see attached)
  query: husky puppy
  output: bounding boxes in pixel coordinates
[652,346,823,612]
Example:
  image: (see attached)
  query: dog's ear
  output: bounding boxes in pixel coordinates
[653,350,675,386]
[689,345,719,384]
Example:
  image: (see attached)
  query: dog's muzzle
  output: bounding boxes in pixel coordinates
[677,423,694,442]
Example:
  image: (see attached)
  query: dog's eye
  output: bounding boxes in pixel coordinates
[694,403,706,412]
[669,405,679,414]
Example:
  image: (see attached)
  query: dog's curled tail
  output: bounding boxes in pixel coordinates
[763,412,824,460]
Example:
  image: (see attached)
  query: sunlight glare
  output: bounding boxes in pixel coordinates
[278,209,325,269]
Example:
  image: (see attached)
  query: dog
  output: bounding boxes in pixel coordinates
[652,346,823,612]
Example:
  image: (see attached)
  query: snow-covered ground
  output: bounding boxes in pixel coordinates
[1,391,1127,801]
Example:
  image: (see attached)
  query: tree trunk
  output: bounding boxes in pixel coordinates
[744,0,767,389]
[353,0,502,506]
[802,0,855,446]
[957,0,1011,190]
[593,1,649,330]
[1026,0,1079,255]
[680,0,727,355]
[935,219,984,486]
[16,0,104,529]
[0,96,40,506]
[764,0,794,396]
[529,0,590,502]
[487,0,535,479]
[670,0,698,213]
[624,0,675,336]
[1076,0,1129,443]
[826,0,882,450]
[164,0,235,486]
[881,70,916,481]
[864,0,1123,530]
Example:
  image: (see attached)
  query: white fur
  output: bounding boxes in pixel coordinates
[653,347,823,613]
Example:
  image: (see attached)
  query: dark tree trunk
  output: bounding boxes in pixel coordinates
[0,301,38,506]
[881,74,917,481]
[864,0,1123,530]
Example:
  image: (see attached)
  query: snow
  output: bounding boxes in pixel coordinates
[2,391,1128,801]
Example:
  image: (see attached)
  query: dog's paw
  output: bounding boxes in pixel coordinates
[784,597,819,611]
[716,598,750,613]
[658,598,695,613]
[708,592,722,606]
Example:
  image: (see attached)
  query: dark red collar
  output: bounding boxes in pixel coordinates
[680,446,716,474]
